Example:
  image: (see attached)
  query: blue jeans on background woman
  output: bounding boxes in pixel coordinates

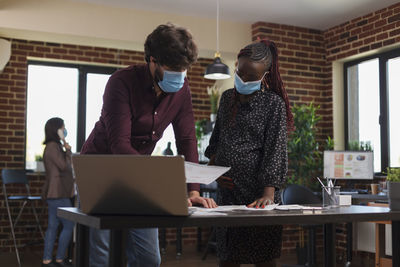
[43,198,75,262]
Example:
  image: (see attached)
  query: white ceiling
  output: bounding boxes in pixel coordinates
[69,0,400,30]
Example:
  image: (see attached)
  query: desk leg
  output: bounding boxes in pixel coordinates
[109,229,123,267]
[324,223,336,267]
[345,223,352,267]
[392,221,400,267]
[75,224,89,267]
[176,227,182,257]
[160,228,166,255]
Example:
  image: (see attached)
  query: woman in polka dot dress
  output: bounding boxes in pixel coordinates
[205,40,294,267]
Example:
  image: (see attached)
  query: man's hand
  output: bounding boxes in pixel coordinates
[187,191,217,208]
[216,176,234,190]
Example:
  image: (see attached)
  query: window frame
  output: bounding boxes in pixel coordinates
[25,61,117,166]
[343,47,400,173]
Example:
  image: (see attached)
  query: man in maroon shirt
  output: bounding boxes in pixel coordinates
[81,23,217,266]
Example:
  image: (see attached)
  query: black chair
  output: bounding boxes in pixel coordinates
[281,184,321,267]
[1,169,45,267]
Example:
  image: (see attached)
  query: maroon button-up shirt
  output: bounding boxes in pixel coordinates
[81,64,200,192]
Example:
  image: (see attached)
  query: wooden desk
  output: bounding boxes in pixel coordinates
[58,205,400,267]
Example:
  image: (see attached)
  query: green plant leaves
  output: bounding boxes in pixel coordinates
[287,103,333,191]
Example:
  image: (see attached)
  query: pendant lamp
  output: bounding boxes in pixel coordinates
[204,0,230,80]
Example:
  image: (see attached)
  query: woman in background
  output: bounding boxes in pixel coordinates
[41,117,75,267]
[205,40,293,267]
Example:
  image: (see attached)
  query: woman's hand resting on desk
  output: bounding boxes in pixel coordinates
[247,196,274,209]
[247,187,275,209]
[187,191,217,208]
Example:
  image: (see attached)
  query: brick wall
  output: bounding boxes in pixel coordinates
[2,0,400,258]
[0,38,214,252]
[252,22,330,141]
[324,3,400,61]
[251,1,400,258]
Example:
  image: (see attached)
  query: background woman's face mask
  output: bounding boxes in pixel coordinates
[57,128,67,139]
[234,72,266,95]
[156,65,187,93]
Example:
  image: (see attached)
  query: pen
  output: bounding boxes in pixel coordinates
[317,177,330,194]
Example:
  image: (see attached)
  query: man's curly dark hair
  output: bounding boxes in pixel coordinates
[144,23,198,70]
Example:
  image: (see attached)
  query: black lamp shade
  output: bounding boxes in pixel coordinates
[204,57,230,80]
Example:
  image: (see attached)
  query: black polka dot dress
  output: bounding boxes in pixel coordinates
[205,88,288,264]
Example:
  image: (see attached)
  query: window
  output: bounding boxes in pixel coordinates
[26,61,179,169]
[388,57,400,168]
[344,48,400,173]
[26,62,116,169]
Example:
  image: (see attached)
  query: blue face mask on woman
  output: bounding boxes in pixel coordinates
[158,69,187,93]
[234,72,266,95]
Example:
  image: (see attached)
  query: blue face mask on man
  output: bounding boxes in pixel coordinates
[158,69,187,93]
[234,72,267,95]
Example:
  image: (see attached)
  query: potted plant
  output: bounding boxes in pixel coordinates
[286,103,333,265]
[35,154,45,172]
[387,167,400,210]
[347,140,373,151]
[287,103,334,191]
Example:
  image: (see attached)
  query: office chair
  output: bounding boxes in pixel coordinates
[281,184,321,267]
[1,169,45,267]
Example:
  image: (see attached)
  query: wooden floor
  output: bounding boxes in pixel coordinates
[0,246,377,267]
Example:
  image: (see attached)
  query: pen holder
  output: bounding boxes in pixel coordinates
[322,186,340,208]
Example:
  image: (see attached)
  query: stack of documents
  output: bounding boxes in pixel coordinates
[189,204,279,216]
[189,204,324,216]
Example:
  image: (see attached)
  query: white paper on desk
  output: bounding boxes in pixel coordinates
[275,205,322,210]
[189,207,228,216]
[185,162,230,184]
[190,204,278,213]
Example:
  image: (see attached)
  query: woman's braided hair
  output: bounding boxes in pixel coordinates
[236,39,294,131]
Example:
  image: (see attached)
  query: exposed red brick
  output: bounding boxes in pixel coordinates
[376,32,388,41]
[390,28,400,36]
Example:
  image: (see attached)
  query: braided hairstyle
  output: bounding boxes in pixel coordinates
[236,39,294,131]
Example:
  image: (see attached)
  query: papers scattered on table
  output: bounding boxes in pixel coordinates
[189,204,323,216]
[185,162,230,184]
[275,205,322,210]
[189,204,279,216]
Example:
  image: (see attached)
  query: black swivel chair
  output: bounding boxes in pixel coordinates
[1,169,45,267]
[281,184,321,267]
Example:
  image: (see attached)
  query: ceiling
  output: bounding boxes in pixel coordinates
[69,0,400,30]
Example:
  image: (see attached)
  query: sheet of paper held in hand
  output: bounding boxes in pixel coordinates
[184,162,231,184]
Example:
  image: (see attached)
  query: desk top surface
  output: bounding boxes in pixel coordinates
[58,205,400,229]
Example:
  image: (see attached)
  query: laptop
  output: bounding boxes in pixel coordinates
[72,154,188,216]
